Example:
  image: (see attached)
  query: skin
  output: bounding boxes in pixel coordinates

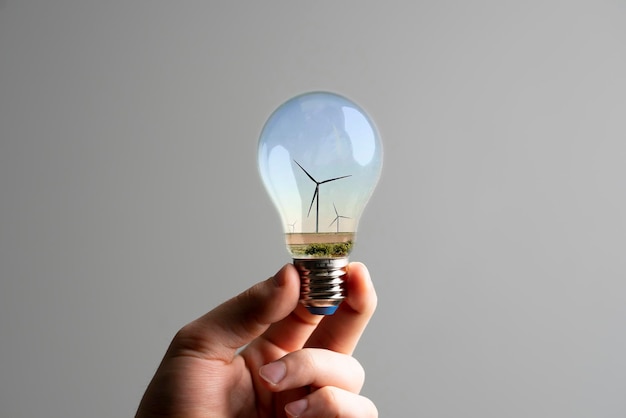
[136,262,378,418]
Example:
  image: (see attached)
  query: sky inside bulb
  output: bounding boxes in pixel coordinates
[258,91,382,257]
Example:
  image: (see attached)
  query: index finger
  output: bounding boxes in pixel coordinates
[168,264,301,362]
[304,262,377,354]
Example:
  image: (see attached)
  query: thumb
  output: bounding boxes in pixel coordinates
[168,264,300,362]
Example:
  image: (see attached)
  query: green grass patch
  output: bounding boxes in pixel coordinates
[289,241,353,257]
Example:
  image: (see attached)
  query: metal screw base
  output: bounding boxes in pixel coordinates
[293,257,349,315]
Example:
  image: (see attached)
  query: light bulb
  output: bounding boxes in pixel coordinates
[258,91,383,315]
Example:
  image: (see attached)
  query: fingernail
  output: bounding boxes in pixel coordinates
[285,398,308,417]
[259,361,286,385]
[270,264,290,287]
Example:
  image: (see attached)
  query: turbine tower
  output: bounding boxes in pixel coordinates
[329,203,351,233]
[293,160,351,233]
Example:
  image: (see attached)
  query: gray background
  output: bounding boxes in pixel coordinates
[1,1,625,417]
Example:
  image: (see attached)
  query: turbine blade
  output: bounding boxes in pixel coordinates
[320,174,352,184]
[307,188,318,217]
[329,217,338,227]
[333,202,338,216]
[293,160,318,183]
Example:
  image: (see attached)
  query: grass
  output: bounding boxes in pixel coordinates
[289,241,353,257]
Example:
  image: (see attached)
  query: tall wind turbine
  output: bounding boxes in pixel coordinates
[294,160,351,233]
[329,203,351,233]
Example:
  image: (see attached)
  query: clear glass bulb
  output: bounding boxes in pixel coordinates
[258,91,383,315]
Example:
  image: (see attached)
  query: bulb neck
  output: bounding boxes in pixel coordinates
[293,257,348,315]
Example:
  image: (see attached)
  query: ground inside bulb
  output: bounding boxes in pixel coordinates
[285,232,354,258]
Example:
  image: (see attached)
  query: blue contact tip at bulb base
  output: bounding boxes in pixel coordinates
[306,305,340,315]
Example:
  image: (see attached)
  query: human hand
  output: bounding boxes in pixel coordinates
[135,262,378,418]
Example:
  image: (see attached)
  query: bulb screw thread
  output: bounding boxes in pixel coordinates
[293,257,349,315]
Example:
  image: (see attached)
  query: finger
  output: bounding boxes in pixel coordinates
[259,348,364,393]
[253,300,324,354]
[167,264,300,362]
[285,387,378,418]
[305,262,377,354]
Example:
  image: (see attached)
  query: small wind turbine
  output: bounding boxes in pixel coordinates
[287,220,296,233]
[329,203,350,233]
[294,160,351,233]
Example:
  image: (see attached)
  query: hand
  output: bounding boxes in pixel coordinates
[136,262,378,418]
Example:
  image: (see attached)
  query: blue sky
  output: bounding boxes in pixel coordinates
[258,92,383,234]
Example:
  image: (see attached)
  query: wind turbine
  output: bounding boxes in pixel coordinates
[329,203,350,233]
[287,220,296,233]
[293,160,351,233]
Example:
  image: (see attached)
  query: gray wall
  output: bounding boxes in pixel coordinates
[1,1,625,417]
